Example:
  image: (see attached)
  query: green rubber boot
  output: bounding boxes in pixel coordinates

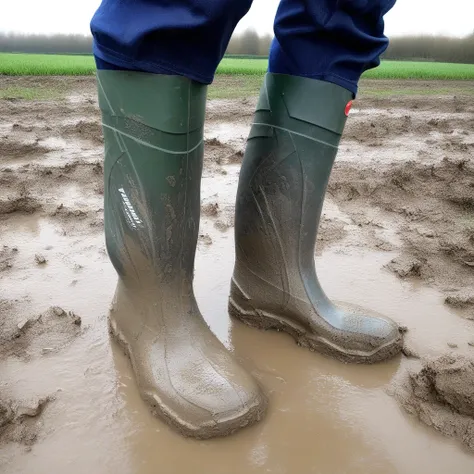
[230,73,403,363]
[97,70,266,438]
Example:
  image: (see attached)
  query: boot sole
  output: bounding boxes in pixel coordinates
[108,316,266,439]
[228,298,402,364]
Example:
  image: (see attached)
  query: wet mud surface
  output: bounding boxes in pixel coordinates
[1,76,474,473]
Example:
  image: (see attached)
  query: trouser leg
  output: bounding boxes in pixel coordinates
[269,0,396,95]
[91,0,253,83]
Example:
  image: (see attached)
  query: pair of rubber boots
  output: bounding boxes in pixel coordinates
[97,70,403,439]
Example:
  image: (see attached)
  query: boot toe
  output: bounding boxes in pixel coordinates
[210,384,267,433]
[137,340,267,439]
[330,306,403,362]
[143,375,266,439]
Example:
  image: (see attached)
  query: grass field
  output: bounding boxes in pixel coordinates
[219,58,474,80]
[1,53,474,80]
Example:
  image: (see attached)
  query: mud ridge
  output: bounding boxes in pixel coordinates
[0,138,51,159]
[344,113,474,144]
[390,355,474,452]
[329,157,474,310]
[0,192,42,216]
[60,120,103,144]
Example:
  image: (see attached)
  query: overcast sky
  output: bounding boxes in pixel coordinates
[1,0,473,38]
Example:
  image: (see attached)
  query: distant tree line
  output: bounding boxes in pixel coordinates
[383,34,474,64]
[226,30,272,57]
[0,33,92,54]
[1,31,473,64]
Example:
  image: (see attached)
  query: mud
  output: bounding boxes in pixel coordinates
[390,355,474,450]
[0,246,18,272]
[0,396,54,446]
[0,302,83,361]
[328,157,474,321]
[1,76,474,472]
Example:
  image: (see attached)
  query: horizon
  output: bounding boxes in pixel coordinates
[1,30,473,40]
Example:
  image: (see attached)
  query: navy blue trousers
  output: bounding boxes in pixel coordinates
[91,0,395,95]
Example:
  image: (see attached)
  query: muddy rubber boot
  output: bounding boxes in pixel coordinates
[97,70,266,438]
[230,73,403,363]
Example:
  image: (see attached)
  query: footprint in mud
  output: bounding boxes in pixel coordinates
[50,203,88,220]
[203,137,243,169]
[201,198,234,232]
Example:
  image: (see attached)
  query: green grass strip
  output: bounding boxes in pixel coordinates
[1,53,474,80]
[0,53,95,75]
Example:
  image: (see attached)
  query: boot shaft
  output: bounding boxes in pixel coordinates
[235,73,352,279]
[97,71,207,288]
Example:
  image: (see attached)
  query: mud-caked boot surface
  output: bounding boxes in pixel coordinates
[230,73,403,364]
[98,70,266,438]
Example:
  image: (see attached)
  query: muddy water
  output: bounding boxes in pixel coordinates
[2,82,474,472]
[2,184,474,474]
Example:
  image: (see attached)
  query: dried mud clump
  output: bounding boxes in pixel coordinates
[391,355,474,451]
[386,256,425,279]
[204,137,238,168]
[0,246,18,271]
[62,120,103,144]
[201,202,219,217]
[0,304,83,361]
[214,219,232,232]
[199,233,213,245]
[0,396,54,446]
